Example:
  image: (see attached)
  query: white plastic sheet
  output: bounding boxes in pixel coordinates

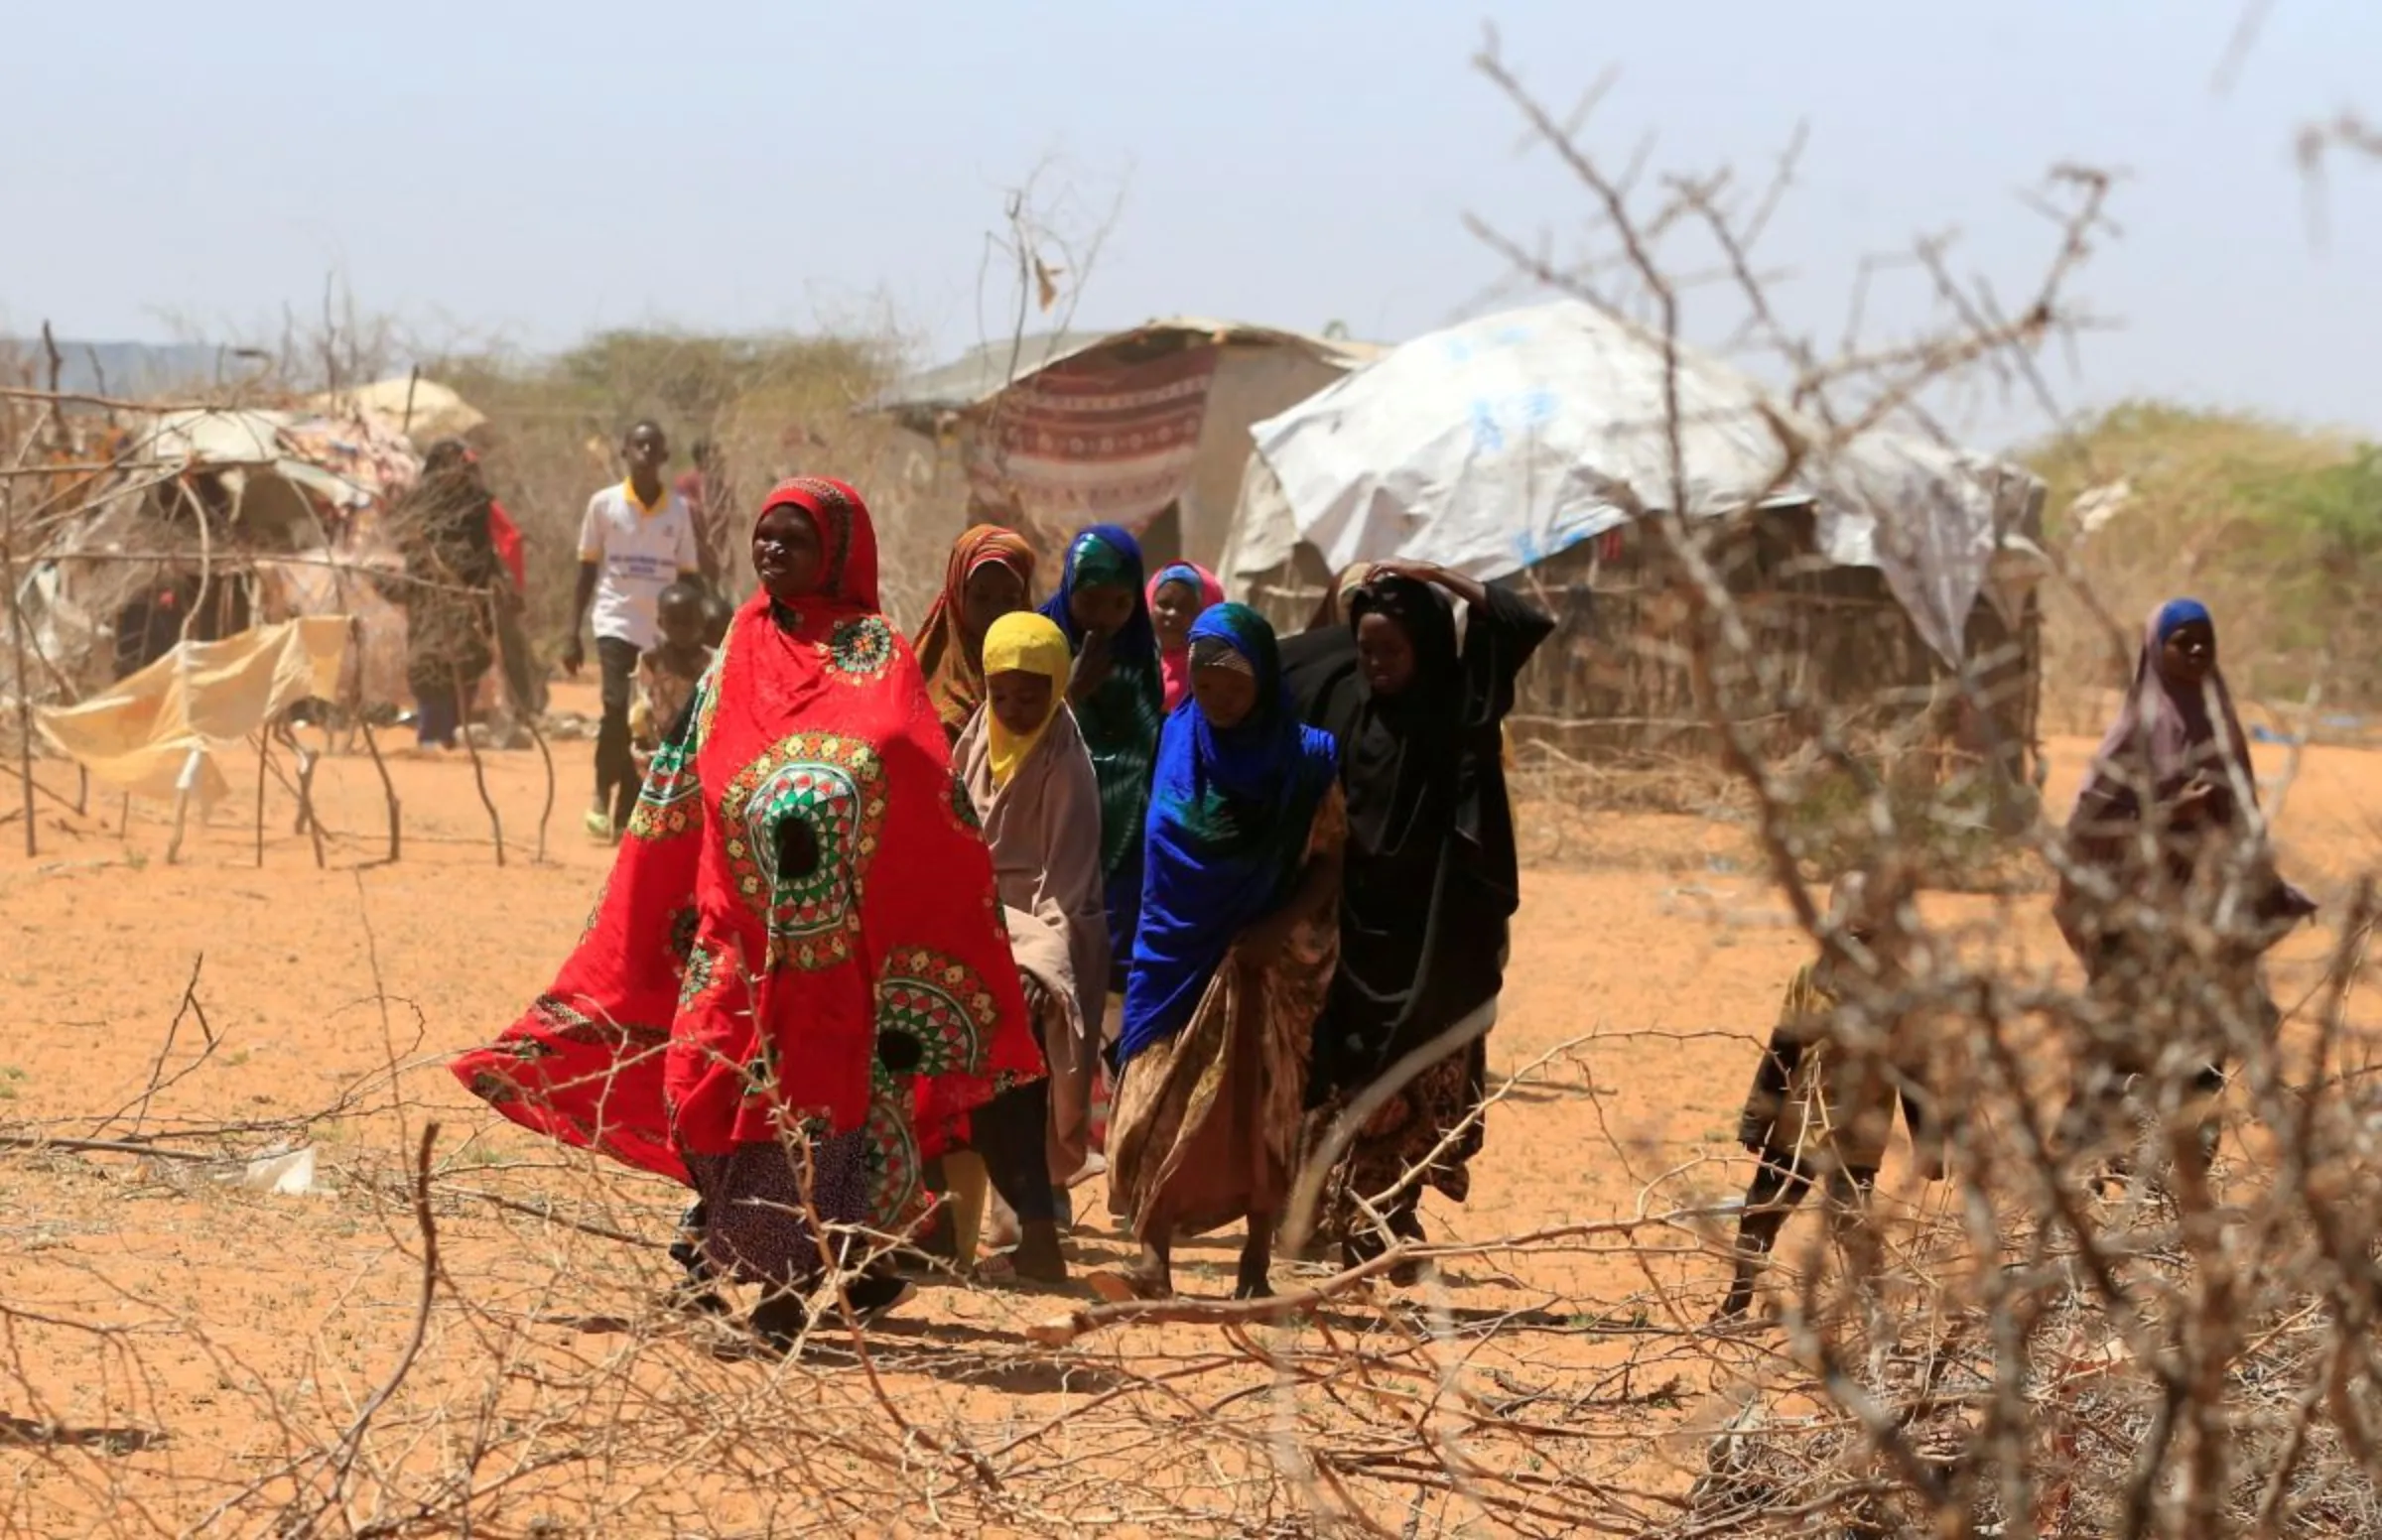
[217,1144,320,1197]
[1236,301,2041,665]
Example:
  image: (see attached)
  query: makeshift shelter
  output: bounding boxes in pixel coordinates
[17,406,424,712]
[1221,301,2048,767]
[868,319,1379,572]
[309,374,488,445]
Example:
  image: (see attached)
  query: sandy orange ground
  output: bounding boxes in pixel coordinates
[1,683,2376,1533]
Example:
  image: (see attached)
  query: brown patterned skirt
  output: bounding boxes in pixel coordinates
[1106,923,1337,1240]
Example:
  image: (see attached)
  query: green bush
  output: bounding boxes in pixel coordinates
[2029,402,2382,714]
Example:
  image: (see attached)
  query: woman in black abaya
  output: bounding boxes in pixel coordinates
[1290,563,1552,1271]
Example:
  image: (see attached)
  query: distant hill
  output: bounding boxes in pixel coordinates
[0,338,232,397]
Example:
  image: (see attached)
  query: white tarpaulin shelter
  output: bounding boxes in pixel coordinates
[1220,300,2043,665]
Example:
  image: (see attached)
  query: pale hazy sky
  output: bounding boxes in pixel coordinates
[10,1,2379,445]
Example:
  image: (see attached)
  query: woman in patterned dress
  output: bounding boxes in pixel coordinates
[451,477,1039,1348]
[1097,604,1344,1303]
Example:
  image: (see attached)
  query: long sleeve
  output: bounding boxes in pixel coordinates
[1459,583,1557,733]
[1038,726,1114,1024]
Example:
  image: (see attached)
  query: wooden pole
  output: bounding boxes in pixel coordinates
[455,665,505,867]
[526,709,556,864]
[354,622,400,863]
[276,719,328,869]
[253,733,269,869]
[3,480,34,858]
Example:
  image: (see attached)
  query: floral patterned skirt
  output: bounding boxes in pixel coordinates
[1106,924,1336,1241]
[1308,998,1497,1246]
[683,1128,871,1289]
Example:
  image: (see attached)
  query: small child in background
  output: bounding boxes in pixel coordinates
[1720,869,1943,1321]
[628,582,713,776]
[699,587,734,651]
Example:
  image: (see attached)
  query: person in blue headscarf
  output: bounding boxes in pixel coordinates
[1093,604,1345,1303]
[2054,596,2315,1179]
[1039,526,1167,993]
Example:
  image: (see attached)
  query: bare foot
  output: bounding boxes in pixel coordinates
[1087,1264,1168,1303]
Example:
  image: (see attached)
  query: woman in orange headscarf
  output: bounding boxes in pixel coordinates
[911,524,1037,741]
[452,477,1039,1348]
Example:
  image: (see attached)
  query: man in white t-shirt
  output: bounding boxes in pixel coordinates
[563,420,701,839]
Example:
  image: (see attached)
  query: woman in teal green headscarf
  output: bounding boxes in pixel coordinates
[1038,525,1166,980]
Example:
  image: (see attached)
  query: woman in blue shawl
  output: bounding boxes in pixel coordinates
[1095,603,1345,1302]
[1040,526,1167,990]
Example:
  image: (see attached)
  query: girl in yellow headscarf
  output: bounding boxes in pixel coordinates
[979,611,1076,787]
[947,611,1111,1280]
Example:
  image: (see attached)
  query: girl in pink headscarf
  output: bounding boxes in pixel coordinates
[1146,562,1225,712]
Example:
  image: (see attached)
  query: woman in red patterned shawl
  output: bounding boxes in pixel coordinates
[452,476,1037,1347]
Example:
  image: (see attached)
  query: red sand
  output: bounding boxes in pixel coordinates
[2,686,2374,1531]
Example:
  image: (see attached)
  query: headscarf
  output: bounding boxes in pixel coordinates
[912,524,1037,735]
[1147,561,1225,711]
[1040,525,1157,664]
[1038,524,1165,878]
[452,476,1040,1227]
[1120,603,1338,1065]
[2075,598,2250,822]
[1279,562,1377,710]
[1342,576,1467,857]
[981,611,1073,789]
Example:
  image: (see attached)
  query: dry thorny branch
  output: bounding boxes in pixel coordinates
[4,44,2381,1540]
